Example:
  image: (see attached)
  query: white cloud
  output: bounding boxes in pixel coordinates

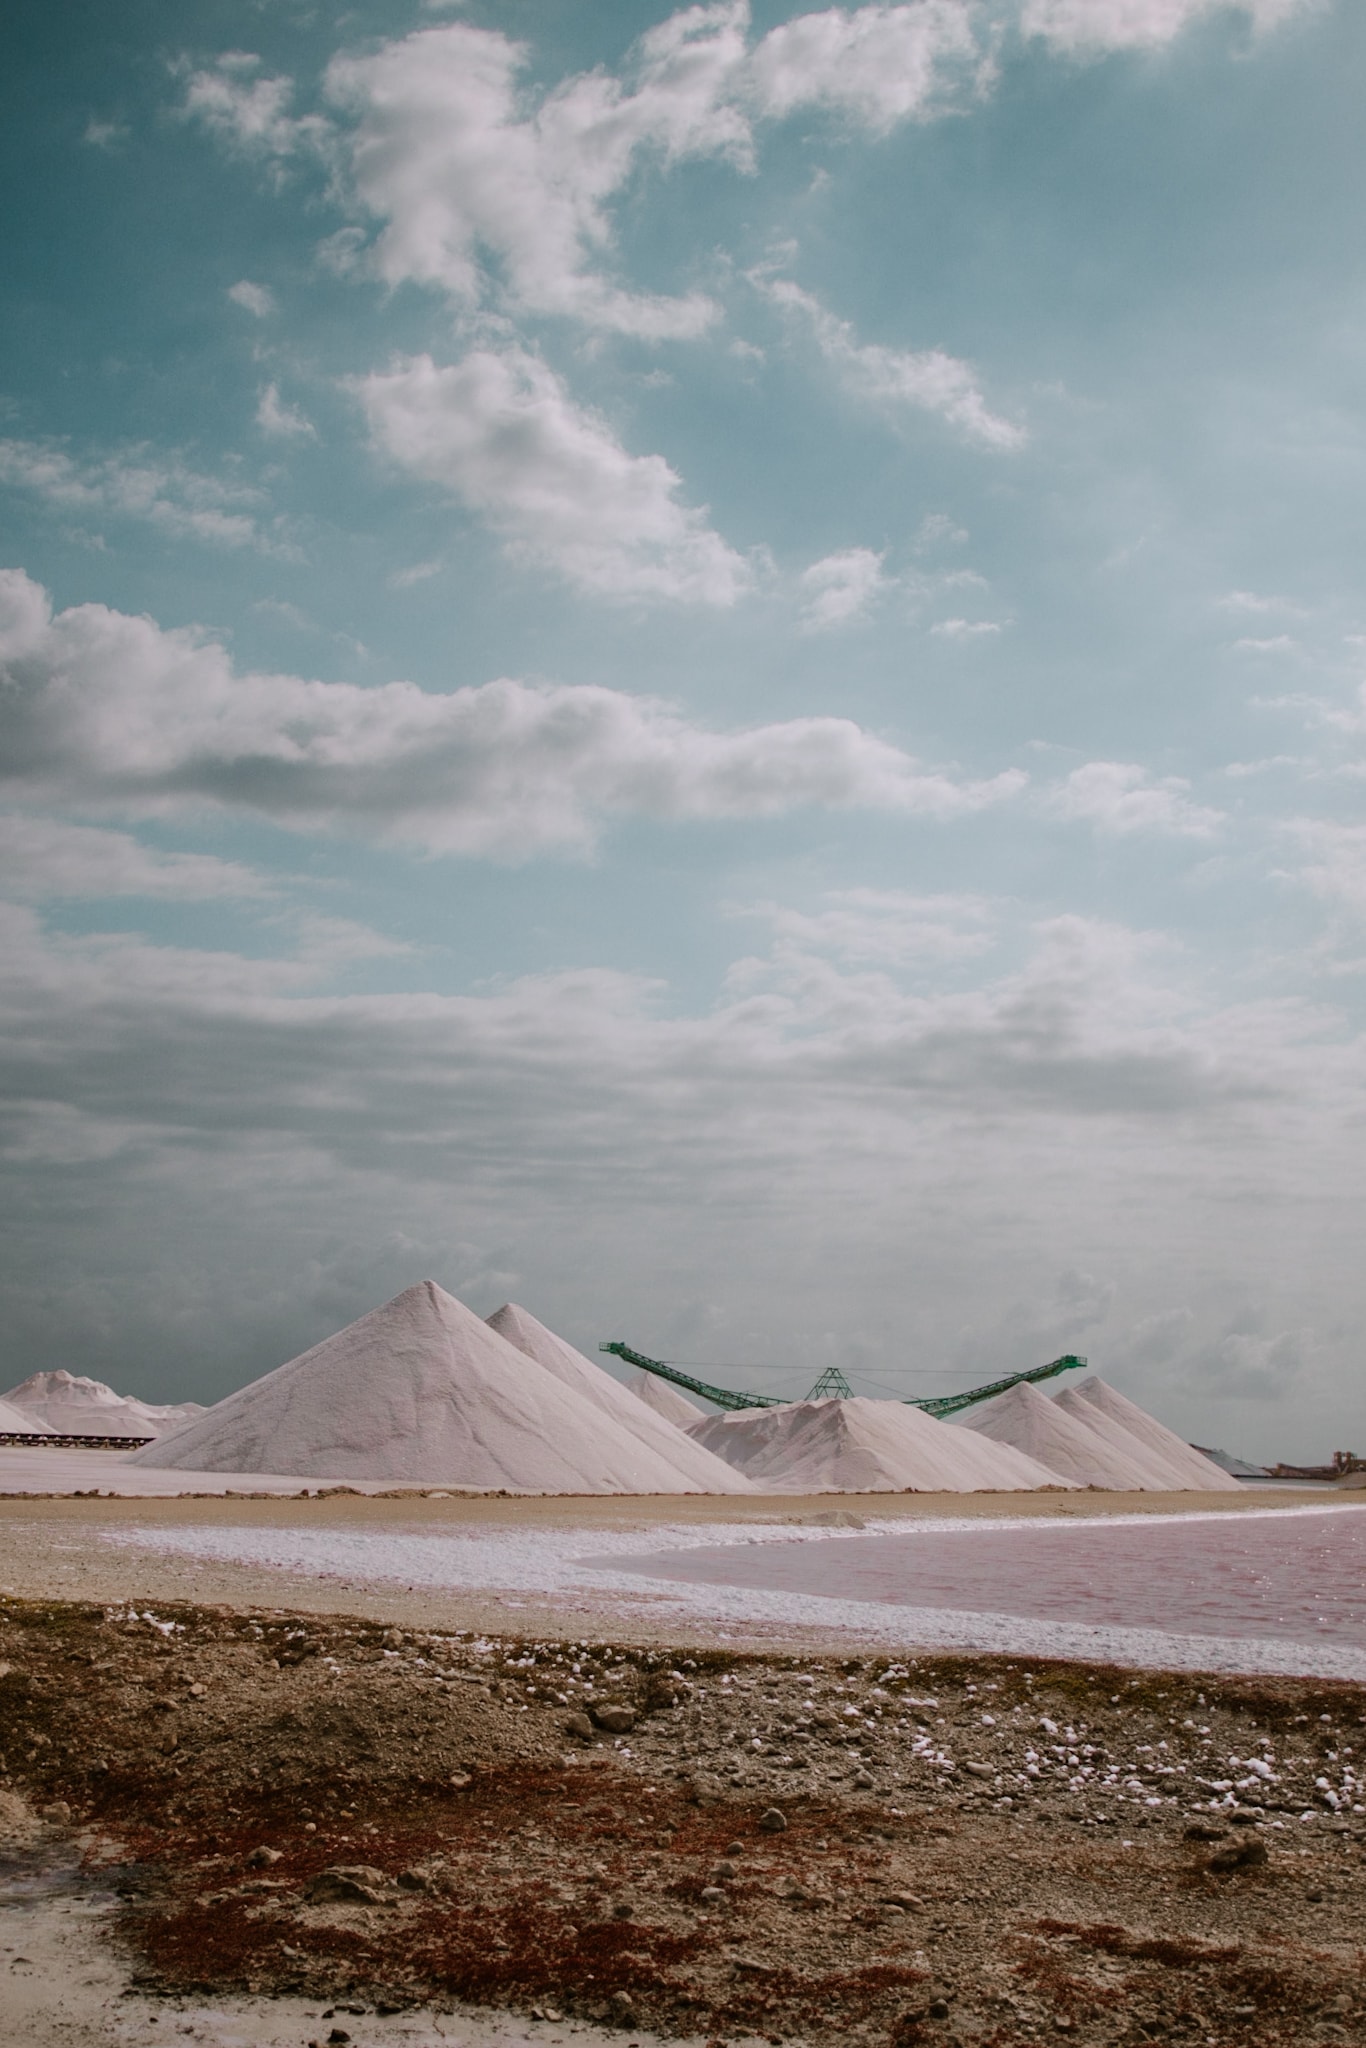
[228,279,275,317]
[302,7,980,336]
[181,54,328,163]
[1187,1322,1310,1401]
[256,383,316,441]
[1222,755,1303,777]
[0,815,269,902]
[1050,761,1224,837]
[1232,634,1297,654]
[354,349,750,605]
[743,888,997,965]
[0,569,1025,858]
[931,616,1004,638]
[323,15,744,338]
[1018,0,1313,53]
[915,512,970,548]
[185,5,1300,344]
[758,277,1026,449]
[0,437,287,554]
[387,560,443,590]
[1217,588,1303,616]
[798,547,889,630]
[251,598,316,632]
[747,2,981,130]
[84,118,128,151]
[1287,821,1366,919]
[1294,677,1366,741]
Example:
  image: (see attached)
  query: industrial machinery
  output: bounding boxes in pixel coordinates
[598,1341,1086,1417]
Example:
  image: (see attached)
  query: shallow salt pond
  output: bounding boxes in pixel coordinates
[104,1500,1366,1678]
[618,1504,1366,1652]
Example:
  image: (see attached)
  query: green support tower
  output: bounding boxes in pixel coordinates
[805,1367,853,1399]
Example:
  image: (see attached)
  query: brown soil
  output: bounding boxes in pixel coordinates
[0,1597,1363,2048]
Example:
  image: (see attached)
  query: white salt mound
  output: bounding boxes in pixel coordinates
[133,1281,742,1493]
[963,1380,1174,1490]
[1059,1377,1240,1492]
[4,1369,202,1438]
[0,1395,55,1436]
[485,1304,751,1494]
[628,1369,709,1429]
[688,1395,1067,1493]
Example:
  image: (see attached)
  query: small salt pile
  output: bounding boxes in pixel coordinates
[628,1368,708,1429]
[486,1304,751,1493]
[4,1369,202,1438]
[0,1395,55,1435]
[1057,1376,1240,1492]
[962,1380,1172,1489]
[688,1394,1065,1492]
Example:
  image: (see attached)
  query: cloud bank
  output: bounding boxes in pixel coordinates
[0,571,1023,856]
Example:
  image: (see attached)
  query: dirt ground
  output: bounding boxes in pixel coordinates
[0,1589,1362,2048]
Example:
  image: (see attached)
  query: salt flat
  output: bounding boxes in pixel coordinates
[81,1500,1366,1681]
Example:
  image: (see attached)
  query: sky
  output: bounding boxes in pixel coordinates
[1,0,1363,1462]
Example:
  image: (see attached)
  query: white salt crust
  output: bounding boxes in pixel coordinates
[485,1303,751,1494]
[102,1505,1366,1682]
[4,1368,202,1438]
[688,1394,1068,1493]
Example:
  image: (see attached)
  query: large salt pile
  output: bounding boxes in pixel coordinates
[4,1369,203,1439]
[1058,1376,1240,1492]
[628,1369,708,1429]
[134,1281,746,1492]
[0,1395,55,1435]
[688,1395,1066,1493]
[962,1380,1175,1489]
[485,1304,751,1493]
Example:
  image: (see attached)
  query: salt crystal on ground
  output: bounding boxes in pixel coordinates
[628,1368,708,1430]
[4,1369,202,1438]
[1058,1377,1241,1492]
[962,1380,1173,1490]
[688,1394,1066,1493]
[132,1281,749,1493]
[485,1304,752,1493]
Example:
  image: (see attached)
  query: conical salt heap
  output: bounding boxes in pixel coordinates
[134,1281,737,1492]
[1058,1376,1240,1491]
[628,1368,707,1429]
[962,1380,1174,1489]
[486,1303,751,1493]
[0,1394,54,1435]
[5,1368,202,1438]
[688,1395,1067,1493]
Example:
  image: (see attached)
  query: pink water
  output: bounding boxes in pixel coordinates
[626,1509,1366,1649]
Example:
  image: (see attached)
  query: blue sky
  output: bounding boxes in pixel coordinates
[1,0,1363,1459]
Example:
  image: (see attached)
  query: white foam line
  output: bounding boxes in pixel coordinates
[100,1508,1366,1680]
